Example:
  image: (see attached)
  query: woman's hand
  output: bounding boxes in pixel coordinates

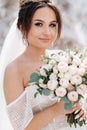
[51,101,83,117]
[75,108,87,121]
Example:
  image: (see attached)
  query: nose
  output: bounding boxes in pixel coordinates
[43,25,51,36]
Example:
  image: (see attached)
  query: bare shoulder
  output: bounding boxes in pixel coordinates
[4,59,22,83]
[4,60,24,105]
[5,60,21,77]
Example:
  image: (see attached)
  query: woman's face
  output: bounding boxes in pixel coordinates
[27,7,57,49]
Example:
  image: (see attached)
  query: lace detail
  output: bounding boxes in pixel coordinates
[7,89,33,130]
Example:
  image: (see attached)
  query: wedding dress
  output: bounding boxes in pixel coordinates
[7,84,86,130]
[0,19,87,130]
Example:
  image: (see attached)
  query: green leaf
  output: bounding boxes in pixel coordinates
[82,78,87,85]
[42,89,51,96]
[29,72,40,83]
[44,68,53,76]
[64,103,72,110]
[43,77,49,84]
[61,96,70,103]
[34,92,39,98]
[37,88,43,95]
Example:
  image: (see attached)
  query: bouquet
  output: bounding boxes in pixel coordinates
[29,48,87,127]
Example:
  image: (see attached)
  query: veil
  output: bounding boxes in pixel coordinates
[0,18,26,129]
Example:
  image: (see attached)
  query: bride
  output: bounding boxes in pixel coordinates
[0,0,87,130]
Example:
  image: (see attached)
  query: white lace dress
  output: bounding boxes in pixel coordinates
[7,85,86,130]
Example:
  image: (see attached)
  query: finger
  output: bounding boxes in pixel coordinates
[73,103,82,109]
[69,105,80,113]
[83,111,87,120]
[75,109,84,120]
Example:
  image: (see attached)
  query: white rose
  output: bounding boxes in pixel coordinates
[43,64,52,70]
[45,49,51,57]
[49,73,57,80]
[77,84,87,96]
[57,61,68,73]
[58,73,64,78]
[40,68,47,76]
[49,50,64,62]
[42,58,49,63]
[39,78,46,88]
[77,88,84,96]
[42,64,52,70]
[68,91,78,102]
[83,58,87,70]
[72,56,81,66]
[49,60,57,66]
[51,54,60,62]
[70,74,82,85]
[55,87,67,97]
[53,66,58,74]
[40,64,52,76]
[80,63,85,69]
[70,51,76,58]
[79,84,87,94]
[39,83,47,88]
[39,78,43,84]
[60,78,70,88]
[47,80,58,90]
[59,54,69,63]
[77,68,85,76]
[64,72,72,80]
[69,65,78,75]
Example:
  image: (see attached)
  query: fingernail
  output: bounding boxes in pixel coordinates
[79,117,83,121]
[74,110,79,114]
[75,115,79,119]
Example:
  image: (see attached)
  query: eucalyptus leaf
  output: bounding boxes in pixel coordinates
[29,72,40,83]
[42,89,51,96]
[61,96,70,103]
[64,103,72,110]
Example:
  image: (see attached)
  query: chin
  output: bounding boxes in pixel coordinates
[40,43,51,49]
[40,45,50,50]
[34,43,51,50]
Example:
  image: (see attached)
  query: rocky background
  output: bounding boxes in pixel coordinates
[55,0,87,50]
[0,0,87,126]
[0,0,87,52]
[0,0,18,52]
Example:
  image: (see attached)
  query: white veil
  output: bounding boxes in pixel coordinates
[0,18,26,129]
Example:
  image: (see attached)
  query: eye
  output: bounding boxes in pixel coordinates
[34,22,43,27]
[49,23,56,27]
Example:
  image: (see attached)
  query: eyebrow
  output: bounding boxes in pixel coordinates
[34,19,57,23]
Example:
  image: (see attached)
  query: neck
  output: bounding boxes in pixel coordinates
[24,45,46,62]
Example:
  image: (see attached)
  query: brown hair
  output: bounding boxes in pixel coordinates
[17,0,62,41]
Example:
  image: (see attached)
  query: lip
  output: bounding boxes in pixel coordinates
[39,38,51,41]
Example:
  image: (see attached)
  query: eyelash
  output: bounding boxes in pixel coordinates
[50,24,56,27]
[35,23,42,26]
[34,23,56,28]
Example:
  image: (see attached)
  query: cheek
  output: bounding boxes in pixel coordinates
[28,30,38,39]
[52,30,56,39]
[32,30,41,38]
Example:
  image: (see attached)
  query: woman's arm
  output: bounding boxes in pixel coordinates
[4,64,24,104]
[4,64,85,130]
[25,101,82,130]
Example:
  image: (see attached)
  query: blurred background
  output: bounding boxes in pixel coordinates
[0,0,87,52]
